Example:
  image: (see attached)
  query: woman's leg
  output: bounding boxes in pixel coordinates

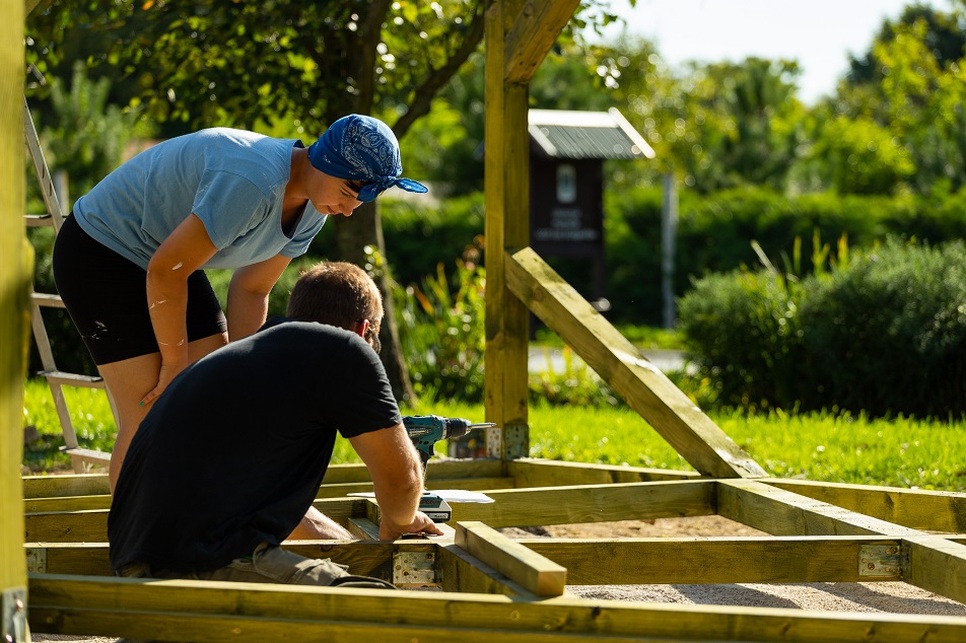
[53,215,229,490]
[98,332,227,491]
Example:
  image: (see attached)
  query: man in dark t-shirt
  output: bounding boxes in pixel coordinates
[108,262,442,584]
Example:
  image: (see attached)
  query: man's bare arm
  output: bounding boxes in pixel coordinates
[349,424,444,540]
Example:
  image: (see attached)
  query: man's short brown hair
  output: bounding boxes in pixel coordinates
[286,262,383,349]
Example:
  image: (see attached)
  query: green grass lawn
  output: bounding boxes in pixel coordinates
[22,378,966,491]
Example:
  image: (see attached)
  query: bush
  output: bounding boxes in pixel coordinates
[680,237,966,419]
[798,239,966,418]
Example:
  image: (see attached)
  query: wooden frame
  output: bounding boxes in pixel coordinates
[16,1,966,641]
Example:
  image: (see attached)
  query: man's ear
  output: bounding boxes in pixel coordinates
[352,319,369,340]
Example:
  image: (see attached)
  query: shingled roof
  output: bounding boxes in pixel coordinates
[528,107,655,160]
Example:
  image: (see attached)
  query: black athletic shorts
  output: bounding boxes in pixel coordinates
[52,213,228,365]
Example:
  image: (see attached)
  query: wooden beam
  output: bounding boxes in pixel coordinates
[519,536,905,585]
[717,479,923,537]
[1,0,28,621]
[456,521,566,596]
[25,481,715,542]
[24,497,366,543]
[484,0,531,457]
[436,542,538,596]
[765,479,966,533]
[506,247,766,479]
[508,458,699,487]
[905,535,966,605]
[28,573,966,642]
[504,0,582,84]
[450,480,716,528]
[25,540,425,581]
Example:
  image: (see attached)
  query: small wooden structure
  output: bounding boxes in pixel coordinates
[9,2,966,642]
[529,107,653,303]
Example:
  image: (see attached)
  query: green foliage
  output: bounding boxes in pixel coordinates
[798,239,966,418]
[528,347,619,409]
[808,116,916,195]
[603,183,966,325]
[679,237,966,419]
[394,256,487,403]
[27,1,488,135]
[33,61,142,207]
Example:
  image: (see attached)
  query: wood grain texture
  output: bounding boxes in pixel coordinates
[505,247,766,479]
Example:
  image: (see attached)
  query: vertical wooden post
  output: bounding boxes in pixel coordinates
[484,0,530,460]
[1,0,28,639]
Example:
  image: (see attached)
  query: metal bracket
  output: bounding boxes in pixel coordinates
[392,551,438,588]
[503,424,529,460]
[858,544,904,578]
[2,587,28,643]
[25,547,47,573]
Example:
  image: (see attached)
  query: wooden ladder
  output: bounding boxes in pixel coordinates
[24,97,114,472]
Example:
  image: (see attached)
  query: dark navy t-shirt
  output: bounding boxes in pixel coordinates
[108,320,401,573]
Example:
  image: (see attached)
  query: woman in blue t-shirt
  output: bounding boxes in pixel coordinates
[52,114,427,491]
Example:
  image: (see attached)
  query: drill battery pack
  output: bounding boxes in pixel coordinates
[419,492,453,522]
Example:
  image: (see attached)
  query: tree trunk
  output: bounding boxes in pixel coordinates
[332,202,416,405]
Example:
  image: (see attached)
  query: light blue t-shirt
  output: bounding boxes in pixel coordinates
[72,128,327,270]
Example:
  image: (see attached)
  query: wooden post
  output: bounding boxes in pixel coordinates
[484,0,530,460]
[484,0,582,461]
[1,0,28,640]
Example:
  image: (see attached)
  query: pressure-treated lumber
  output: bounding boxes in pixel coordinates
[2,0,28,623]
[456,521,566,596]
[506,247,766,479]
[503,0,581,83]
[717,479,924,537]
[766,479,966,533]
[28,574,966,643]
[508,459,699,486]
[24,480,716,542]
[483,0,533,458]
[24,536,905,585]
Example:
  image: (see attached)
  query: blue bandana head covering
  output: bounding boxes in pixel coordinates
[307,114,428,202]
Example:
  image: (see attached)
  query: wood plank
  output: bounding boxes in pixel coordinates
[437,541,539,596]
[321,459,505,485]
[450,480,715,527]
[766,479,966,533]
[23,473,109,498]
[456,521,566,596]
[504,0,582,84]
[483,0,509,446]
[1,0,27,609]
[905,535,966,605]
[24,497,366,543]
[717,479,923,537]
[23,476,513,513]
[509,458,699,487]
[505,247,766,479]
[24,481,714,542]
[28,574,966,643]
[26,540,427,581]
[483,1,530,458]
[518,536,905,585]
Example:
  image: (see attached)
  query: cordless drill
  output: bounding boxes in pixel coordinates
[402,415,496,522]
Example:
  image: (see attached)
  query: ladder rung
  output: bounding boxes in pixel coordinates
[31,292,65,308]
[39,371,105,388]
[25,214,54,227]
[63,447,112,465]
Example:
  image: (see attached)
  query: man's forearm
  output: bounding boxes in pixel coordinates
[372,459,424,531]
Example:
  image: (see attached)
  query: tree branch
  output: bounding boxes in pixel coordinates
[391,0,486,138]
